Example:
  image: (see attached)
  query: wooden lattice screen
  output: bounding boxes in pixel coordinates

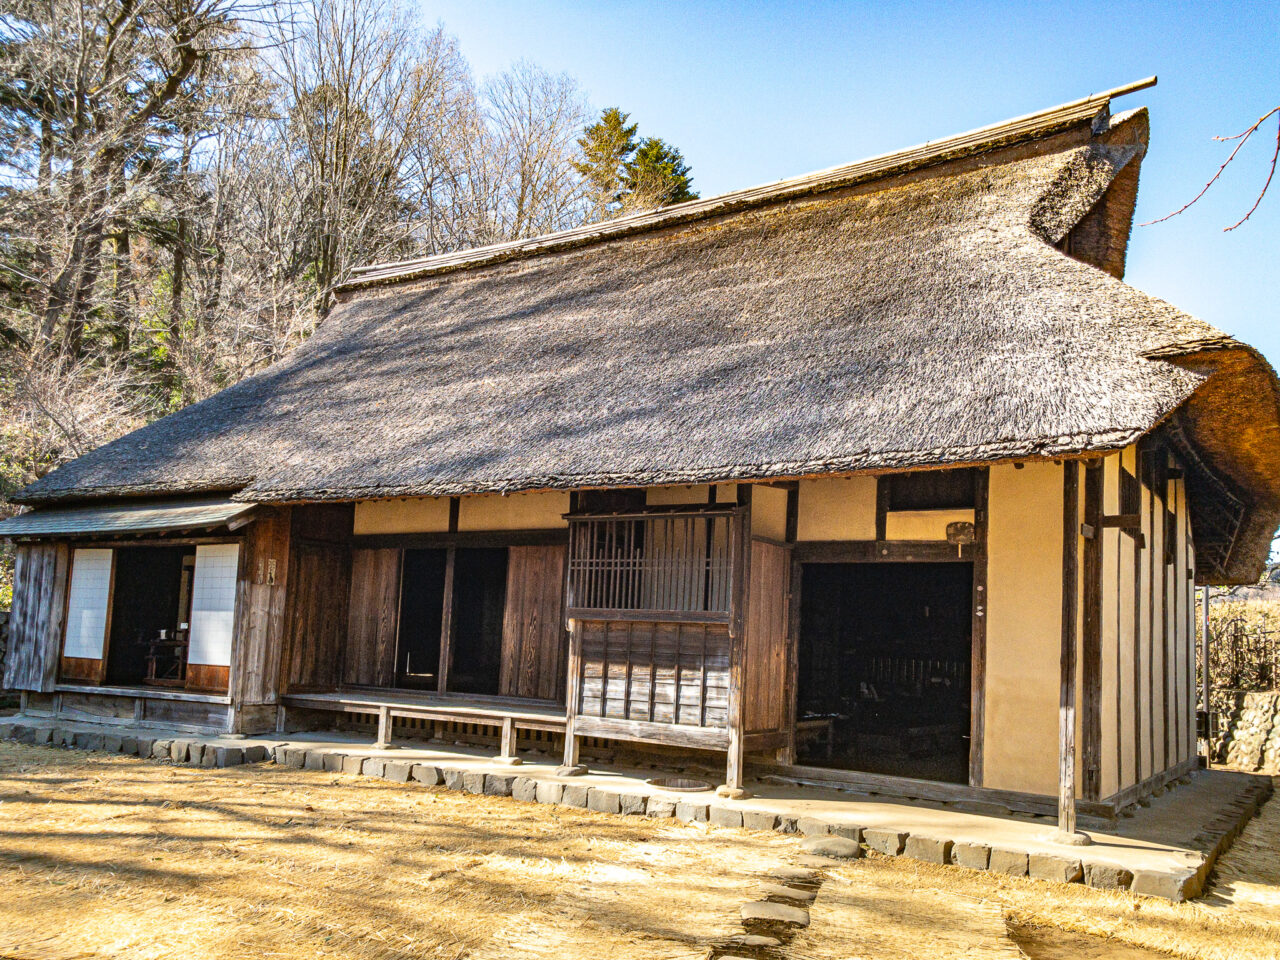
[566,511,735,620]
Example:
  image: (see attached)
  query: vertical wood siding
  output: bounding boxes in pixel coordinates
[577,620,730,726]
[281,538,350,692]
[344,547,402,687]
[499,544,567,701]
[231,507,292,708]
[3,542,70,691]
[742,540,789,734]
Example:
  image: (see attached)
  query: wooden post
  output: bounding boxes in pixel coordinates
[561,618,584,771]
[1058,461,1090,844]
[1081,461,1103,801]
[499,716,516,760]
[723,486,752,796]
[437,546,456,693]
[374,704,392,749]
[1200,584,1211,755]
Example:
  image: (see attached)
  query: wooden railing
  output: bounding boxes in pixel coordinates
[566,510,736,622]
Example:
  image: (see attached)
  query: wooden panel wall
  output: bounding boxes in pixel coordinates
[344,547,402,687]
[281,538,350,693]
[499,544,567,701]
[231,507,292,709]
[577,620,729,726]
[742,540,789,734]
[1098,442,1198,795]
[4,541,71,691]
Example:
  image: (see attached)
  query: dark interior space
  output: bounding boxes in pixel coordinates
[396,548,447,689]
[105,546,194,686]
[797,562,972,783]
[448,547,509,695]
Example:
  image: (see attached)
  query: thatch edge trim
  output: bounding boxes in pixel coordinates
[233,425,1161,504]
[336,79,1156,294]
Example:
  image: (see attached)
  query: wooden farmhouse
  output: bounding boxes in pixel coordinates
[4,80,1280,821]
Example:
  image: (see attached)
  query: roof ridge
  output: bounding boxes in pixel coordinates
[337,77,1157,294]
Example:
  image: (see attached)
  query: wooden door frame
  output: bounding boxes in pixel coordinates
[784,467,990,788]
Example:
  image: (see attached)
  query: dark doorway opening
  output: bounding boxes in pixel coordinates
[106,546,195,686]
[397,548,447,689]
[797,562,972,784]
[448,548,509,695]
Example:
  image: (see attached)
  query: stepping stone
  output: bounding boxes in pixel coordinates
[760,882,816,904]
[796,854,838,868]
[741,900,810,929]
[800,836,861,859]
[766,865,821,885]
[723,933,782,949]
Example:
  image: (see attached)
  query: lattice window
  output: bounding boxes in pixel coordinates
[567,511,736,620]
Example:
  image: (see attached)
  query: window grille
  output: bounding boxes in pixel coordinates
[566,511,736,620]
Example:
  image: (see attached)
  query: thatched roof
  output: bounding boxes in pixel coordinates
[14,83,1280,582]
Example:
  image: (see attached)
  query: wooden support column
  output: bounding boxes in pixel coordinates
[498,716,517,762]
[437,546,456,693]
[1058,461,1090,844]
[561,618,583,770]
[778,486,800,765]
[1081,461,1103,801]
[969,467,989,787]
[723,486,752,795]
[374,704,392,750]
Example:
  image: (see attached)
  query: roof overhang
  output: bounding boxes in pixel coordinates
[0,497,257,539]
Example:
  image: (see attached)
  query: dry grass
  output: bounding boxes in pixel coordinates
[1,743,1278,960]
[820,793,1280,960]
[0,742,795,960]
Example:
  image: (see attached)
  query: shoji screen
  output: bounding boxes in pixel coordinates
[188,544,240,666]
[62,548,113,659]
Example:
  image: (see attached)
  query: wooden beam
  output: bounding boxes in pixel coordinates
[351,529,568,550]
[792,540,975,564]
[1059,460,1082,838]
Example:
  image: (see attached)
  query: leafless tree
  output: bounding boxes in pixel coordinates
[1144,104,1280,231]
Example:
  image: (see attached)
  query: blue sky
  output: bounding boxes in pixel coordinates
[422,0,1278,368]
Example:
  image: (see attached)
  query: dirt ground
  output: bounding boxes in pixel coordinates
[0,742,1276,960]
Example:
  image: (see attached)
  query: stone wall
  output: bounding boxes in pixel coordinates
[1212,690,1280,774]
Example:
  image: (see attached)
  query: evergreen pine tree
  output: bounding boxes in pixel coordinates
[622,137,698,208]
[573,107,638,215]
